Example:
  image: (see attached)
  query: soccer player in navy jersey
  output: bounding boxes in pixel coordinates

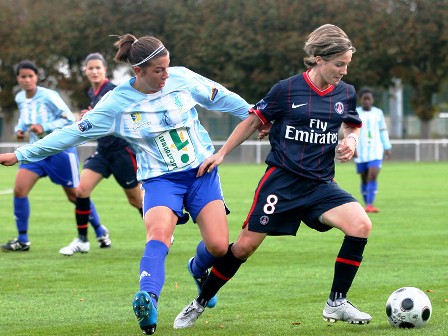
[354,89,392,213]
[59,53,144,256]
[175,24,373,329]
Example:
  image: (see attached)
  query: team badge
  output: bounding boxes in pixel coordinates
[260,215,269,225]
[78,119,93,132]
[334,102,344,114]
[210,87,219,101]
[256,99,267,110]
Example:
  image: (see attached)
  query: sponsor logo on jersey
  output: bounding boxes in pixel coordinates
[292,103,308,109]
[78,119,93,132]
[284,118,338,144]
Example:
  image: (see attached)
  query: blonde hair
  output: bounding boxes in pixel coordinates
[303,24,355,69]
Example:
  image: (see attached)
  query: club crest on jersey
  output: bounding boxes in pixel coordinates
[210,87,218,101]
[78,119,93,132]
[260,215,269,225]
[334,102,344,114]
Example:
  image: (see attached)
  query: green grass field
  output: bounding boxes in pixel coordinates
[0,162,447,336]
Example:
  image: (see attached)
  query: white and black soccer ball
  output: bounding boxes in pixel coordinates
[386,287,432,328]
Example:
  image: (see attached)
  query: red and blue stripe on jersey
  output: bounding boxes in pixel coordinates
[250,70,361,181]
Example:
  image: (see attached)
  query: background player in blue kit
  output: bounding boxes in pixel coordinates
[59,52,143,256]
[354,88,392,213]
[0,60,102,252]
[174,24,373,329]
[0,35,268,335]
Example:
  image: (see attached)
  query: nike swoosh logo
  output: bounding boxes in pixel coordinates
[125,180,135,185]
[292,103,308,108]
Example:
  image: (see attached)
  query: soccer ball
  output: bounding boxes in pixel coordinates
[385,287,432,328]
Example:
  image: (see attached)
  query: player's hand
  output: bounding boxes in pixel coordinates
[80,108,91,118]
[0,153,19,166]
[257,122,272,140]
[28,124,44,136]
[384,149,392,160]
[197,153,225,177]
[336,136,356,162]
[16,130,25,142]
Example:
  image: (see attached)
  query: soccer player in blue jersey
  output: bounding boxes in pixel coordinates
[0,60,103,253]
[354,89,392,213]
[174,24,373,329]
[0,35,267,335]
[59,52,143,256]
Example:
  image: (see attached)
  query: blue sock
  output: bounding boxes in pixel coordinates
[361,183,368,204]
[14,196,30,243]
[366,181,378,205]
[89,200,104,237]
[139,240,169,304]
[191,240,218,277]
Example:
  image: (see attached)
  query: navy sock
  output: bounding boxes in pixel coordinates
[329,236,367,302]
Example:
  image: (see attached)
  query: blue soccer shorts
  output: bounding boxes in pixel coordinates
[18,147,80,188]
[356,159,383,173]
[141,166,229,224]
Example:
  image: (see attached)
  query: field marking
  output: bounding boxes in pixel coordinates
[0,189,13,195]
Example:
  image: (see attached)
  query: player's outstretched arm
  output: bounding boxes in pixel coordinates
[197,113,261,177]
[0,153,19,166]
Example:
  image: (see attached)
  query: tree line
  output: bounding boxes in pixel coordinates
[0,0,447,138]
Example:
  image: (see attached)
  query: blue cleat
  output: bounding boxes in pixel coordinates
[187,257,218,308]
[133,291,158,335]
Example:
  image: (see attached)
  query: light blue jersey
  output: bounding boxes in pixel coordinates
[354,106,391,163]
[15,67,251,180]
[15,86,75,143]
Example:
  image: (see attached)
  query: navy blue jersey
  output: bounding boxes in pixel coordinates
[87,80,129,152]
[252,70,361,181]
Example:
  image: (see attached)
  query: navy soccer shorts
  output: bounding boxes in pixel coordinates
[243,166,358,236]
[83,146,138,189]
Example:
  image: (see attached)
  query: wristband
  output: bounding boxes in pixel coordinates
[347,133,358,146]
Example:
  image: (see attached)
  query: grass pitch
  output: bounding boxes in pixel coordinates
[0,162,447,335]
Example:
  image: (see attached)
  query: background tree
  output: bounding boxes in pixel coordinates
[1,0,447,139]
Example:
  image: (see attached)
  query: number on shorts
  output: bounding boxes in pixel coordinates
[263,194,278,214]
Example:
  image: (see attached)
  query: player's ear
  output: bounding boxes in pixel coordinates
[133,66,143,76]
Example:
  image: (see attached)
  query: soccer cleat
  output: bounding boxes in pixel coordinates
[187,257,217,308]
[323,300,372,324]
[59,238,90,256]
[1,238,30,252]
[133,291,158,335]
[364,205,379,213]
[97,226,112,248]
[173,299,205,329]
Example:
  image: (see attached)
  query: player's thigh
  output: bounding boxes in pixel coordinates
[77,168,104,197]
[322,202,372,238]
[196,200,229,257]
[14,168,41,196]
[62,186,77,202]
[123,185,143,207]
[144,205,178,246]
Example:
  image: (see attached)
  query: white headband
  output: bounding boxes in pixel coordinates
[131,45,165,67]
